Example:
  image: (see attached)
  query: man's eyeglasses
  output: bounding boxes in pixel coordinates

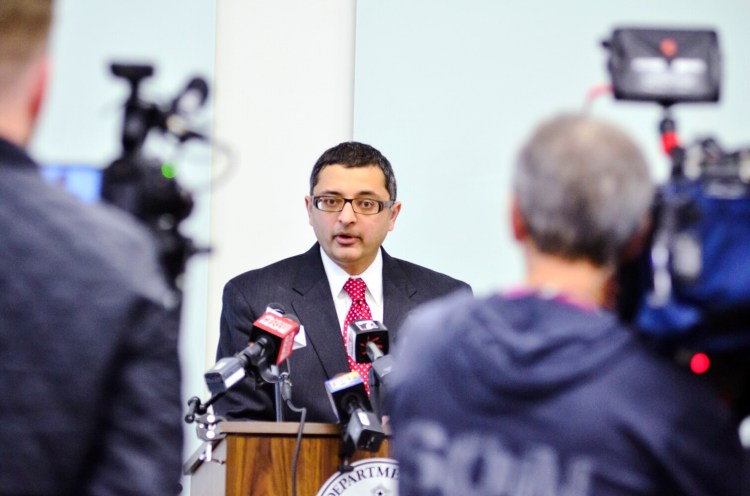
[312,196,395,215]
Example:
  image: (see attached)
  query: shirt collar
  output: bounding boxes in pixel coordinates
[320,246,384,305]
[0,138,37,170]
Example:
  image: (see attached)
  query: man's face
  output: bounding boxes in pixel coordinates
[306,164,401,275]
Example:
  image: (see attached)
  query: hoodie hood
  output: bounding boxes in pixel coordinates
[395,291,633,406]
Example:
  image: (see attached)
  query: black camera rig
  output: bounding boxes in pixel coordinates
[101,63,209,296]
[603,27,750,418]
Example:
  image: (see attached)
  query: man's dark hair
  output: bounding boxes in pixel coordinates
[309,141,397,200]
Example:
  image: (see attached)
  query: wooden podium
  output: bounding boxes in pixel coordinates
[184,421,391,496]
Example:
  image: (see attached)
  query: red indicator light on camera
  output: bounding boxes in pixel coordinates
[689,352,710,374]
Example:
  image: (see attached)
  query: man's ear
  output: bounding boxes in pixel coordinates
[510,197,528,242]
[387,201,401,232]
[305,195,313,225]
[29,55,49,123]
[621,216,653,262]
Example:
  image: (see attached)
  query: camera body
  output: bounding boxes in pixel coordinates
[101,64,208,293]
[604,28,750,417]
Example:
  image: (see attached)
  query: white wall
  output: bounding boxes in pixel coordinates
[34,0,216,166]
[353,0,750,296]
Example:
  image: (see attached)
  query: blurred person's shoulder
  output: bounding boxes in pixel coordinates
[396,289,478,351]
[6,166,170,304]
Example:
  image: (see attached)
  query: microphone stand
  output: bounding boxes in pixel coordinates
[184,394,218,423]
[274,364,284,422]
[279,369,306,496]
[183,394,227,468]
[366,341,393,420]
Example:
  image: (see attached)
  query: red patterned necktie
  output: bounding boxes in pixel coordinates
[343,277,372,393]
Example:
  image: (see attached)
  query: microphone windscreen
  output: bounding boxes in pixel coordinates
[251,309,300,365]
[325,371,372,423]
[346,320,389,363]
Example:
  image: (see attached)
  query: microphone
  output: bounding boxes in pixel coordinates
[249,303,299,367]
[347,320,393,419]
[346,319,389,363]
[325,371,385,456]
[204,304,300,396]
[171,77,209,115]
[368,344,393,420]
[164,76,209,142]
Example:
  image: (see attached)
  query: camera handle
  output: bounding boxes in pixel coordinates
[658,108,686,178]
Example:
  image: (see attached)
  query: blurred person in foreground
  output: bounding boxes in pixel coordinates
[389,114,744,495]
[0,1,182,494]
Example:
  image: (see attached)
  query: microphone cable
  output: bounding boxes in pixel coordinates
[279,364,306,496]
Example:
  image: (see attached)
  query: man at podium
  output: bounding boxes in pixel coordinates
[214,141,470,422]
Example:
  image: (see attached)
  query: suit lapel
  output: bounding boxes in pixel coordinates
[287,246,419,378]
[289,244,350,378]
[382,248,417,337]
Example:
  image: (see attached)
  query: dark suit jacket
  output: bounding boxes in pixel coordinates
[214,243,471,422]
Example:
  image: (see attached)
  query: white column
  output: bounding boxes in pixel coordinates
[208,0,357,368]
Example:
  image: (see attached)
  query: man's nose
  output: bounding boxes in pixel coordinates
[337,201,357,222]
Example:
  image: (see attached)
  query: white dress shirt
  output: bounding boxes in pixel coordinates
[320,247,384,332]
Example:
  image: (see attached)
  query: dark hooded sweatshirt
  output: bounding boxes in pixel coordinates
[389,291,744,496]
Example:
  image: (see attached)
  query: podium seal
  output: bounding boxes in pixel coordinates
[316,457,398,496]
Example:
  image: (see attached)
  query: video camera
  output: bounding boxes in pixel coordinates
[603,27,750,417]
[101,64,209,296]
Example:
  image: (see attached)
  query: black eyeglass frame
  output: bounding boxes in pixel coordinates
[312,196,396,215]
